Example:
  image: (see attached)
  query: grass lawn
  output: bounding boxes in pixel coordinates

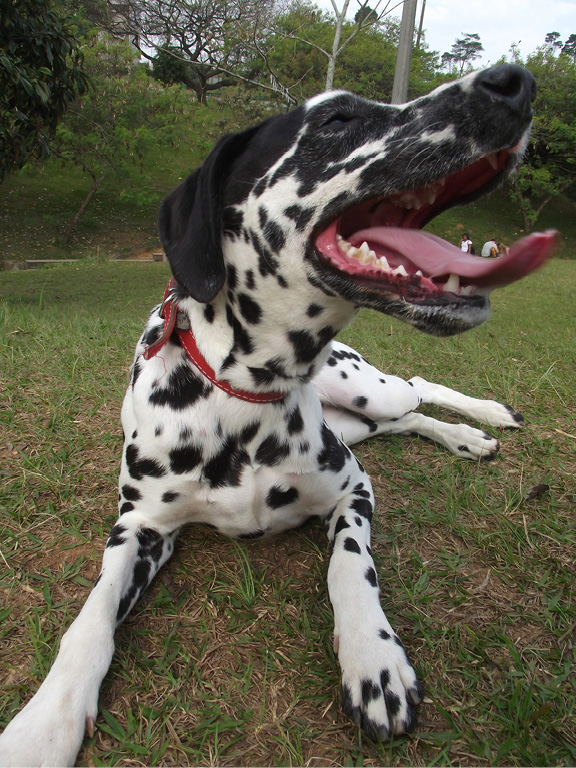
[0,260,575,766]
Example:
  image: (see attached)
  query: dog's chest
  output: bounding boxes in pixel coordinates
[121,366,356,538]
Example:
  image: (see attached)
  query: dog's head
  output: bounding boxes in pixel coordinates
[159,64,557,338]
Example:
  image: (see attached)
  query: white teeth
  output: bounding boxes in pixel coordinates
[356,241,374,263]
[415,270,423,277]
[377,255,391,270]
[486,152,499,170]
[389,185,439,210]
[460,284,477,296]
[444,273,460,292]
[393,264,409,277]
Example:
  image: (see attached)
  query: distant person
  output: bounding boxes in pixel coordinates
[498,242,510,255]
[481,238,499,258]
[460,233,474,253]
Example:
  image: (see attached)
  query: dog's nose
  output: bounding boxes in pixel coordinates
[476,64,537,115]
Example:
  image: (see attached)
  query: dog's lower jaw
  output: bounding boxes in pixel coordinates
[402,299,492,336]
[312,266,492,337]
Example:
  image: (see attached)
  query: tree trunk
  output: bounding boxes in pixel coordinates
[325,0,350,91]
[63,173,105,244]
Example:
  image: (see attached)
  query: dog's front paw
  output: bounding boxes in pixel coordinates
[337,627,423,741]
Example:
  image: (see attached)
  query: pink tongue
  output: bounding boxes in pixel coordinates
[350,227,559,286]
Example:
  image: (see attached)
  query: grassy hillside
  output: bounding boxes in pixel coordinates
[0,98,574,262]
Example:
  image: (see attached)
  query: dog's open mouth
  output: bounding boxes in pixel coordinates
[314,149,558,304]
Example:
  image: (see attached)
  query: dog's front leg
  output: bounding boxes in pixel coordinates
[325,483,423,741]
[0,513,178,767]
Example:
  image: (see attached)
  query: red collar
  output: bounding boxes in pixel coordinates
[142,280,288,404]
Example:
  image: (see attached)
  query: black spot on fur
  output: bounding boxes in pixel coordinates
[203,304,215,324]
[344,537,361,554]
[169,444,203,475]
[379,629,391,640]
[286,406,304,434]
[149,363,211,410]
[351,497,373,520]
[306,303,324,318]
[288,326,334,364]
[360,415,378,434]
[353,396,368,409]
[245,270,256,290]
[255,434,290,466]
[365,567,378,587]
[132,360,142,387]
[238,293,262,324]
[241,421,260,443]
[122,484,141,502]
[317,422,347,472]
[266,485,299,508]
[283,204,314,231]
[204,437,250,488]
[227,264,238,291]
[125,444,166,481]
[362,679,382,705]
[334,516,350,536]
[385,689,401,716]
[116,527,165,623]
[263,220,286,252]
[228,310,254,355]
[119,502,134,515]
[380,669,390,690]
[340,371,348,379]
[162,491,180,503]
[107,524,127,548]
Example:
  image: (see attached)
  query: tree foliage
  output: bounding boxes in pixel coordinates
[109,0,278,104]
[0,0,88,182]
[52,37,196,241]
[257,1,440,103]
[506,43,576,231]
[441,32,483,76]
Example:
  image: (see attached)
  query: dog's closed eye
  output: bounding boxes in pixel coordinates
[321,113,359,128]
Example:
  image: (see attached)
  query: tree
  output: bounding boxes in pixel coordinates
[0,0,88,182]
[282,0,404,92]
[544,31,562,50]
[51,37,196,242]
[506,46,576,232]
[108,0,280,104]
[441,32,483,76]
[261,2,440,103]
[562,34,576,58]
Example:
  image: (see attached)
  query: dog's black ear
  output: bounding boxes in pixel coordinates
[158,127,260,303]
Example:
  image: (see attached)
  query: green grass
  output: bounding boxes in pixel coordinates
[0,261,575,766]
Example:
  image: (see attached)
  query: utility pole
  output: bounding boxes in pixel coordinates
[391,0,418,104]
[416,0,426,49]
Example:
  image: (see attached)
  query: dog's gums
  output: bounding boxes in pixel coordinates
[314,150,558,301]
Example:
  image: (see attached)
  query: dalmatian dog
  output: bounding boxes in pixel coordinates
[0,63,557,766]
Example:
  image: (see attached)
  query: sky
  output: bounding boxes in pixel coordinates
[316,0,576,66]
[419,0,576,65]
